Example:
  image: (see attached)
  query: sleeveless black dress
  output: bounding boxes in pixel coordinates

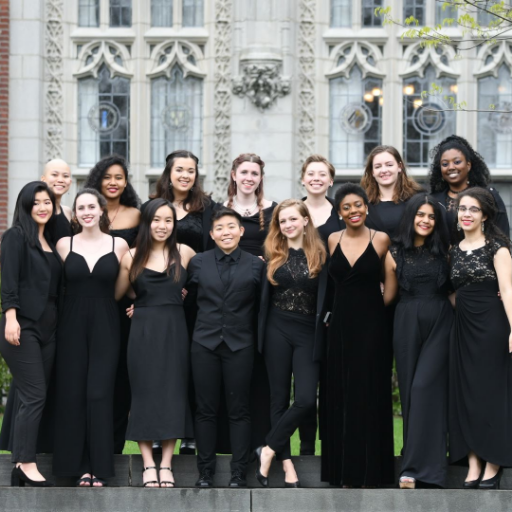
[53,237,120,478]
[449,241,512,466]
[126,266,193,441]
[321,230,394,487]
[391,245,453,487]
[50,209,73,244]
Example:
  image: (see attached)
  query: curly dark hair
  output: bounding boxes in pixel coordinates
[455,187,511,249]
[429,135,491,193]
[83,155,141,208]
[334,182,369,211]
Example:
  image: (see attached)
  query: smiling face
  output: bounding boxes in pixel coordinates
[440,149,471,189]
[74,193,103,229]
[338,193,367,228]
[41,160,72,198]
[151,205,174,243]
[210,214,244,253]
[414,203,435,239]
[232,162,262,196]
[372,151,402,189]
[279,206,309,242]
[170,157,197,194]
[31,191,53,226]
[101,164,127,200]
[457,195,486,234]
[302,162,333,196]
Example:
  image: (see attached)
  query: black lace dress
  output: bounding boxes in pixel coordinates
[449,241,512,466]
[390,245,453,487]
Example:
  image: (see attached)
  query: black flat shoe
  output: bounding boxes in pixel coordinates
[11,467,54,487]
[195,470,214,487]
[254,446,269,487]
[478,468,503,490]
[91,477,108,487]
[76,476,92,487]
[229,469,247,487]
[284,480,301,488]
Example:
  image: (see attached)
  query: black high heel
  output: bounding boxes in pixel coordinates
[284,480,301,488]
[478,468,503,490]
[254,446,269,487]
[463,464,486,490]
[11,466,54,487]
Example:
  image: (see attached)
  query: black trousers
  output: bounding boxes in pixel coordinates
[0,300,57,463]
[264,308,319,460]
[191,341,253,473]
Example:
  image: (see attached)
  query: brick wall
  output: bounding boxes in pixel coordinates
[0,0,8,234]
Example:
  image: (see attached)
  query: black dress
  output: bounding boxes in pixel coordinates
[126,266,193,441]
[390,244,453,487]
[321,230,394,487]
[53,237,120,478]
[177,212,204,254]
[449,241,512,466]
[366,201,408,241]
[239,203,276,257]
[50,209,72,244]
[110,226,139,453]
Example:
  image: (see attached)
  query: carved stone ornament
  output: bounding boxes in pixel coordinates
[232,62,291,111]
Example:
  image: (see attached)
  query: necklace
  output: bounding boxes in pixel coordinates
[233,196,257,217]
[448,185,469,195]
[109,204,121,228]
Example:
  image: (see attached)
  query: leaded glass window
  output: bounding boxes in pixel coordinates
[478,64,512,169]
[151,67,203,167]
[110,0,132,27]
[79,0,99,27]
[183,0,204,27]
[362,0,382,27]
[329,65,383,168]
[152,0,173,27]
[78,65,130,166]
[331,0,351,28]
[436,2,457,25]
[403,65,456,167]
[404,0,425,25]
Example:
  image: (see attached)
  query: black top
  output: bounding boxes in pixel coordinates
[390,244,449,298]
[302,197,344,246]
[271,248,318,316]
[239,203,277,257]
[64,236,119,298]
[110,226,139,248]
[0,228,61,320]
[214,246,241,285]
[177,212,203,254]
[132,265,187,307]
[366,201,408,240]
[431,187,510,243]
[45,251,62,298]
[50,209,73,244]
[450,240,505,290]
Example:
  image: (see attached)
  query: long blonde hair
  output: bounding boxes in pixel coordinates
[264,199,326,285]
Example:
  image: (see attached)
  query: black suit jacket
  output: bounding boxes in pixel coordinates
[1,227,61,321]
[185,248,265,351]
[258,263,330,362]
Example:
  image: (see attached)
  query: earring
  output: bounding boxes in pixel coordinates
[168,182,173,189]
[190,186,195,191]
[457,222,461,231]
[366,209,369,215]
[482,221,485,232]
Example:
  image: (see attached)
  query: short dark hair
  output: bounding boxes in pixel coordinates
[210,206,243,228]
[334,182,369,211]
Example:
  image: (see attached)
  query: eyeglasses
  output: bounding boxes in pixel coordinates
[456,206,482,214]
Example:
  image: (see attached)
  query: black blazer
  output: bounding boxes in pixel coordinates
[141,197,218,252]
[258,263,330,362]
[185,249,264,351]
[1,227,61,321]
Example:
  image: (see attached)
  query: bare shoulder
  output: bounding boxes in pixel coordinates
[56,236,71,252]
[178,243,196,268]
[262,199,274,209]
[61,205,72,221]
[114,236,130,256]
[372,230,390,256]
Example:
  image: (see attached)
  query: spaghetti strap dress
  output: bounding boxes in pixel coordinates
[126,265,193,441]
[53,236,120,479]
[321,229,395,487]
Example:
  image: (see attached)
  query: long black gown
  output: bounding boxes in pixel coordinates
[321,230,394,487]
[110,226,139,454]
[390,245,453,487]
[126,266,193,441]
[53,237,120,478]
[449,241,512,466]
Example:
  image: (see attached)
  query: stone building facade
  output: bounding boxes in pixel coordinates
[5,0,512,230]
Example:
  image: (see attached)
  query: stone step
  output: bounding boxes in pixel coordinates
[0,487,510,512]
[1,454,511,490]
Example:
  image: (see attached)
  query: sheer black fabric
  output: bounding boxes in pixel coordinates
[177,212,203,253]
[239,203,276,257]
[271,249,318,316]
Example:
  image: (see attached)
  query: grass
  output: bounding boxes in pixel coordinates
[1,415,404,457]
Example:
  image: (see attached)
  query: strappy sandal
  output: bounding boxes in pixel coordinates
[142,466,159,488]
[76,476,92,487]
[91,476,108,487]
[159,467,175,488]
